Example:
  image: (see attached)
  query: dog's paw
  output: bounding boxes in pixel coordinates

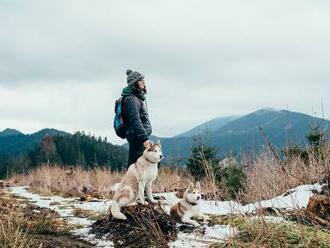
[192,221,201,227]
[114,213,127,220]
[127,202,138,206]
[150,199,158,204]
[137,201,148,205]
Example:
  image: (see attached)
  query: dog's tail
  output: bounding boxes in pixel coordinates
[110,183,122,192]
[110,201,127,220]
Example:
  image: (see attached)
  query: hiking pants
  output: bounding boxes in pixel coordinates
[127,136,144,168]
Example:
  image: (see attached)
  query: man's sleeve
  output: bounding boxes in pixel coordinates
[124,96,149,142]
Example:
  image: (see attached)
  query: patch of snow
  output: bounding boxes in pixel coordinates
[242,183,324,214]
[7,186,112,247]
[67,217,93,226]
[159,183,324,216]
[198,200,243,215]
[9,186,75,217]
[73,227,114,247]
[74,200,113,213]
[169,225,236,247]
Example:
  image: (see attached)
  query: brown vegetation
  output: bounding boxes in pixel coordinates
[243,146,329,202]
[11,145,329,204]
[0,187,93,248]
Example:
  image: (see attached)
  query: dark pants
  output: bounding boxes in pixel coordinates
[127,136,144,168]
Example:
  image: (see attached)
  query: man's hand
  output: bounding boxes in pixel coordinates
[143,140,151,148]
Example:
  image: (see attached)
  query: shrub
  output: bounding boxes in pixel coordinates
[215,165,246,199]
[187,134,218,181]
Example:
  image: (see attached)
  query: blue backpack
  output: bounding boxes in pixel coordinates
[114,97,128,139]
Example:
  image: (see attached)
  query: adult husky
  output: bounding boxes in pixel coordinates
[110,141,163,220]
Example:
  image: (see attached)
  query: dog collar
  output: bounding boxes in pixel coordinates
[145,157,156,164]
[186,200,198,206]
[136,157,156,165]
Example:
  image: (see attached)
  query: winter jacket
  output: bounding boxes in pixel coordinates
[123,94,152,142]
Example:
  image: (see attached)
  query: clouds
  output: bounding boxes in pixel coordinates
[0,0,329,142]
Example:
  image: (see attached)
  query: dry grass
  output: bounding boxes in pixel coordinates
[13,165,123,197]
[210,215,330,248]
[10,145,329,203]
[0,215,34,248]
[243,146,329,202]
[0,188,93,248]
[12,165,195,198]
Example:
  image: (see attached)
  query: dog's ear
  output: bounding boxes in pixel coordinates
[157,140,161,148]
[187,183,193,191]
[148,143,157,151]
[196,182,201,191]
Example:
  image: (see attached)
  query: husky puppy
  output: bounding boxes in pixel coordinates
[170,182,208,226]
[110,141,163,220]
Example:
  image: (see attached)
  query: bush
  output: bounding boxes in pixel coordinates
[186,134,218,181]
[215,165,246,199]
[215,155,246,198]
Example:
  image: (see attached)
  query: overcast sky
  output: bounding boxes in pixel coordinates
[0,0,329,144]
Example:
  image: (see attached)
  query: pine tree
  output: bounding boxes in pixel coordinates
[187,133,218,180]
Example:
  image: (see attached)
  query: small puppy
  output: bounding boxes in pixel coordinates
[110,141,163,220]
[170,182,208,227]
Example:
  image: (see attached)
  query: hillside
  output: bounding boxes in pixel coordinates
[0,128,70,156]
[0,129,128,179]
[175,116,239,138]
[155,108,330,163]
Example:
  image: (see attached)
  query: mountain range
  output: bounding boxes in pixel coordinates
[1,108,329,163]
[152,108,329,162]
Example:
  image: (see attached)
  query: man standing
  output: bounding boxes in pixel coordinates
[121,69,152,167]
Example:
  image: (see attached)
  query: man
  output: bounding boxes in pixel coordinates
[121,69,152,167]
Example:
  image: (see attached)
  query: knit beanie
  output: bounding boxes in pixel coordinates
[126,69,144,86]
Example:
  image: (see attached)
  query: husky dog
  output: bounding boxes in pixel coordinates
[170,182,208,226]
[110,141,163,220]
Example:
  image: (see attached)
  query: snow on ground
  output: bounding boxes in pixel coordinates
[242,183,324,213]
[169,225,236,248]
[158,182,324,216]
[6,182,323,247]
[7,186,114,248]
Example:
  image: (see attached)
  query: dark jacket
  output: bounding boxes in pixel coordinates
[123,94,152,142]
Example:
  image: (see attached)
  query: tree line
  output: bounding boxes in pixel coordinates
[0,132,128,179]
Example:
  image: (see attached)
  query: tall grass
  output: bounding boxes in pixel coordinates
[243,146,329,202]
[11,145,329,202]
[12,165,193,197]
[0,216,34,248]
[13,165,123,197]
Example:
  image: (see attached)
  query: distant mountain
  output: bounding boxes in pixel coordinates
[31,128,70,138]
[0,128,70,156]
[155,108,330,163]
[175,116,239,138]
[0,128,24,137]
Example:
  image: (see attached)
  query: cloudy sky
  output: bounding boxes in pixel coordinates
[0,0,329,144]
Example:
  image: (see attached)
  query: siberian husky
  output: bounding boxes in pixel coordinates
[170,182,209,226]
[110,141,163,220]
